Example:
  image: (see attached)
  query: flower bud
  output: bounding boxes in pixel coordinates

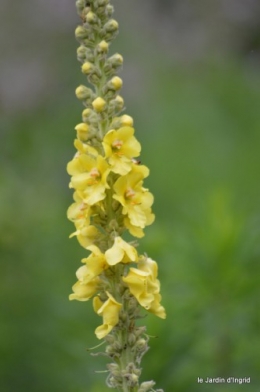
[75,85,92,100]
[92,97,106,112]
[82,108,93,122]
[120,114,133,127]
[138,381,156,392]
[97,0,109,5]
[106,4,114,17]
[104,19,119,33]
[81,61,94,74]
[109,95,124,113]
[76,0,85,13]
[128,333,136,346]
[135,338,147,352]
[97,40,109,54]
[75,123,89,141]
[75,25,88,40]
[77,45,86,61]
[86,11,98,24]
[110,76,123,90]
[109,53,123,67]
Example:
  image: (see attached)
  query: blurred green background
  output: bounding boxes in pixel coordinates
[1,0,260,391]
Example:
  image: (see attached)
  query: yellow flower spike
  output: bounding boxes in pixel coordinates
[102,126,141,175]
[120,114,134,127]
[68,0,166,388]
[105,236,138,266]
[92,97,106,112]
[93,292,122,339]
[69,277,101,301]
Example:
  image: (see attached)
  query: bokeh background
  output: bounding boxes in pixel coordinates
[1,0,260,391]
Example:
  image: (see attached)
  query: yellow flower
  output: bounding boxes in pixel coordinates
[81,245,109,278]
[102,126,141,175]
[93,292,122,339]
[122,257,166,319]
[69,246,109,302]
[113,169,154,229]
[69,225,100,248]
[73,139,98,157]
[69,277,101,301]
[105,236,138,266]
[67,198,91,229]
[67,154,110,205]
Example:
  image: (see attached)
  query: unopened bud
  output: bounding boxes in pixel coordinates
[110,95,124,113]
[110,76,123,90]
[106,4,114,17]
[97,40,109,53]
[76,0,85,13]
[138,381,156,392]
[128,333,136,346]
[86,11,98,24]
[92,97,106,112]
[75,25,88,40]
[135,338,147,351]
[75,85,92,100]
[109,53,123,67]
[77,45,86,61]
[81,61,94,74]
[120,114,133,127]
[75,123,89,141]
[97,0,109,5]
[82,108,93,122]
[104,19,119,33]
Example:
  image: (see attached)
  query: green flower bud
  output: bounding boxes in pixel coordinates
[108,95,124,114]
[106,4,114,17]
[97,0,109,6]
[138,381,156,392]
[104,19,118,33]
[86,11,98,24]
[135,338,147,352]
[76,0,85,13]
[77,45,86,61]
[128,333,136,346]
[75,25,89,40]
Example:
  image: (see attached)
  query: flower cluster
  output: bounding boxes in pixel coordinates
[67,0,166,390]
